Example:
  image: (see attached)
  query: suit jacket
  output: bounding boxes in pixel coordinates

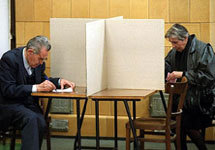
[0,47,59,105]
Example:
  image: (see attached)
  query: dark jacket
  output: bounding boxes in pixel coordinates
[0,47,60,130]
[0,47,59,104]
[165,35,215,114]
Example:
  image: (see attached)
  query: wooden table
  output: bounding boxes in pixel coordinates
[89,89,157,150]
[32,87,87,150]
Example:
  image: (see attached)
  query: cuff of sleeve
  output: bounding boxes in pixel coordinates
[32,85,37,92]
[58,78,61,87]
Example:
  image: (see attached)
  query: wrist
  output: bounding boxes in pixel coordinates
[32,85,37,92]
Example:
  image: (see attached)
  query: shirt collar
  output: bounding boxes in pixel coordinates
[23,48,32,75]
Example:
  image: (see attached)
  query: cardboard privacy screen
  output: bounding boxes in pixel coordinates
[50,17,164,96]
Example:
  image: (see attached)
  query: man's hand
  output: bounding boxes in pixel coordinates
[166,71,183,82]
[60,79,75,90]
[36,80,56,92]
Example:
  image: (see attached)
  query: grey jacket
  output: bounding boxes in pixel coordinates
[165,34,215,114]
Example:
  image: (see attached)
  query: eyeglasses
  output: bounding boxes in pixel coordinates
[31,49,48,62]
[36,53,48,62]
[38,56,48,62]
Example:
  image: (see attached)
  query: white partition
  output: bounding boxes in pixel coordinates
[50,18,164,95]
[50,18,97,87]
[86,20,106,96]
[106,19,164,90]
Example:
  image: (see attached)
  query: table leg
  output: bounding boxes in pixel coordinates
[95,100,100,150]
[133,101,137,150]
[123,100,138,150]
[133,101,136,120]
[74,98,88,150]
[76,100,81,150]
[114,101,118,149]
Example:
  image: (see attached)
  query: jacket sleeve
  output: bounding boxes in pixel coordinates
[40,63,60,88]
[185,44,215,87]
[0,53,32,98]
[165,49,174,79]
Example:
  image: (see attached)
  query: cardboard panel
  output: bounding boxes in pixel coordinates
[50,18,95,87]
[51,18,164,93]
[106,19,164,90]
[86,20,107,96]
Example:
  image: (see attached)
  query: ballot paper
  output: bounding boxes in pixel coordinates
[52,87,73,93]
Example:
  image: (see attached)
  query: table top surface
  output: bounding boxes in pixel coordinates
[31,86,87,98]
[32,87,157,99]
[89,89,157,100]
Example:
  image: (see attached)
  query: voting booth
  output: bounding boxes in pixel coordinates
[49,17,165,135]
[50,17,164,96]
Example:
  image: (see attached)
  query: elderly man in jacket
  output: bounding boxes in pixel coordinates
[0,36,75,150]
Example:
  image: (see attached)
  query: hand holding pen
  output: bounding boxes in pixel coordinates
[166,71,183,83]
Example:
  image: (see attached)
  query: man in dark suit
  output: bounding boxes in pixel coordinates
[0,35,75,150]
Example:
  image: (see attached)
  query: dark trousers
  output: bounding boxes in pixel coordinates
[0,103,46,150]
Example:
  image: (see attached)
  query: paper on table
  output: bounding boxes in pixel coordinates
[52,87,73,93]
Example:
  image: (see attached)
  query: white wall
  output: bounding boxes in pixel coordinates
[0,0,10,58]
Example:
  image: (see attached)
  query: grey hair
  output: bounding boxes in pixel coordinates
[26,35,51,54]
[165,24,189,41]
